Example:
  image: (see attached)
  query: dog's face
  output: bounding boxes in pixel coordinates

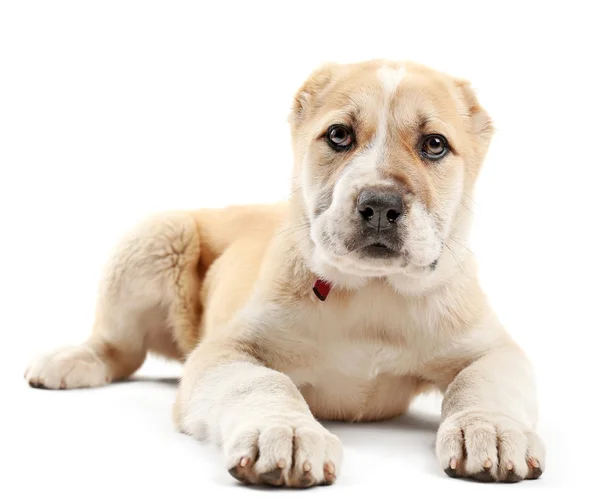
[289,60,493,283]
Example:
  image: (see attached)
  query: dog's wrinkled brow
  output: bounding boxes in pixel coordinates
[418,115,432,131]
[313,106,357,138]
[416,114,456,142]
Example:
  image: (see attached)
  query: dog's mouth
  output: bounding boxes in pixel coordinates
[361,242,399,259]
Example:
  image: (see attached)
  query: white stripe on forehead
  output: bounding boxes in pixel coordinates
[377,65,406,96]
[364,65,406,173]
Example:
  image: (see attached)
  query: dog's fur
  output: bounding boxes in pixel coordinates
[25,59,545,487]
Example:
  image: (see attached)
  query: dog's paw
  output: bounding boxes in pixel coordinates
[225,417,342,488]
[25,346,110,390]
[436,410,545,483]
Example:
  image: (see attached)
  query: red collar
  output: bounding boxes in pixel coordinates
[312,279,332,301]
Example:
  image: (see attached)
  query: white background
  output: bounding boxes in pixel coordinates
[1,1,598,501]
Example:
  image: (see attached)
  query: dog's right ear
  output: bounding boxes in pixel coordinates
[289,63,338,128]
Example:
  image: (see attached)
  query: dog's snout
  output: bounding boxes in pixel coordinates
[357,189,404,229]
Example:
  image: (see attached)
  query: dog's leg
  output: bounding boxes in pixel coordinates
[435,341,545,483]
[174,337,342,488]
[25,212,202,389]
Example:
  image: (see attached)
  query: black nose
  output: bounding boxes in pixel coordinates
[357,189,404,229]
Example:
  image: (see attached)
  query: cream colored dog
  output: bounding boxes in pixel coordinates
[25,59,545,487]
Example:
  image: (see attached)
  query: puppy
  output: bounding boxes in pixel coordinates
[25,59,545,487]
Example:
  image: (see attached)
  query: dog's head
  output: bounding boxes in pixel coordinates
[289,60,493,289]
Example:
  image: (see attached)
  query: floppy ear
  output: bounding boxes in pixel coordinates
[289,63,338,128]
[454,79,494,141]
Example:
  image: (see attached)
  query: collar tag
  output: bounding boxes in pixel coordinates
[312,279,332,301]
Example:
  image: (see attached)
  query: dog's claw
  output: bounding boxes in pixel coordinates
[472,465,494,482]
[260,467,284,486]
[504,468,523,483]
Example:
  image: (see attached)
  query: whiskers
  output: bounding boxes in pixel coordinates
[462,191,478,206]
[448,235,474,256]
[459,191,479,215]
[460,201,474,215]
[443,240,468,276]
[273,221,311,239]
[272,218,315,252]
[291,234,314,250]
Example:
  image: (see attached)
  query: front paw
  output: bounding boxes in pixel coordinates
[25,346,110,390]
[225,417,342,488]
[436,410,545,483]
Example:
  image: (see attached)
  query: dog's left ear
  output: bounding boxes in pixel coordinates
[454,79,494,141]
[289,63,339,129]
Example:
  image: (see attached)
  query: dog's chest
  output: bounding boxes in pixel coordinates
[295,285,423,373]
[281,286,430,420]
[285,328,423,420]
[288,337,405,384]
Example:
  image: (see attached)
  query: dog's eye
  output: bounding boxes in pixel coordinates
[421,134,448,160]
[326,125,354,151]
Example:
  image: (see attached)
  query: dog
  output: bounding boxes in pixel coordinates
[25,59,545,487]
